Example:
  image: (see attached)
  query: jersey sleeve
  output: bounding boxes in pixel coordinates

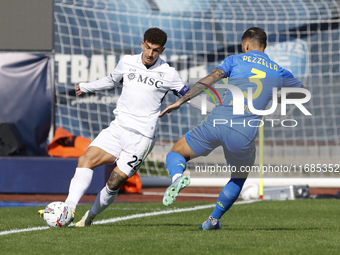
[79,58,125,93]
[216,56,233,77]
[79,76,115,92]
[281,68,303,88]
[109,57,125,83]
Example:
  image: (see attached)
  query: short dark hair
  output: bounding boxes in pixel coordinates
[242,27,267,49]
[143,27,167,47]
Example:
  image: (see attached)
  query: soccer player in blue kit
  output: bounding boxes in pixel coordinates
[159,27,306,230]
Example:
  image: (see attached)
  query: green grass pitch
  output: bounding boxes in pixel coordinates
[0,200,339,255]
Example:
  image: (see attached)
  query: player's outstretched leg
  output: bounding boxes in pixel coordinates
[75,184,119,227]
[75,210,94,227]
[199,178,246,230]
[163,176,191,206]
[38,167,93,218]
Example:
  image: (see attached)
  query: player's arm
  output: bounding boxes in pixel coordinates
[76,75,117,96]
[77,58,126,96]
[159,68,225,117]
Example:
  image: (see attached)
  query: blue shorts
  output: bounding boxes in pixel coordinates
[185,119,256,168]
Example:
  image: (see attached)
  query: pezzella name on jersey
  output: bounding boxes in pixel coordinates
[127,73,163,88]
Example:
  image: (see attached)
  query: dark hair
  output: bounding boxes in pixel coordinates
[143,27,167,47]
[242,27,267,49]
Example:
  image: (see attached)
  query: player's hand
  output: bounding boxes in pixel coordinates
[76,83,83,96]
[159,101,181,117]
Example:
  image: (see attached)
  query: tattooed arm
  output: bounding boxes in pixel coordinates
[159,68,226,117]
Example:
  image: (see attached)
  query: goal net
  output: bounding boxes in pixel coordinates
[53,0,340,182]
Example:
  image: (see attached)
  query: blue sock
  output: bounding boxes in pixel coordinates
[166,151,187,179]
[211,178,246,219]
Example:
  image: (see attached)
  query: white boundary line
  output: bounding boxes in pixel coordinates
[142,192,219,198]
[0,226,49,236]
[92,204,216,225]
[0,200,257,236]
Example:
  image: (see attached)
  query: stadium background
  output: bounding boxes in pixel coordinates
[0,0,339,200]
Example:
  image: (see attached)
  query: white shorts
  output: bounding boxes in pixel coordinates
[89,120,155,177]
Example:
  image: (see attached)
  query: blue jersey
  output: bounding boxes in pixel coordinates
[209,50,303,139]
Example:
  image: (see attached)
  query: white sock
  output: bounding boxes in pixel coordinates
[65,167,93,210]
[172,173,183,183]
[89,185,119,218]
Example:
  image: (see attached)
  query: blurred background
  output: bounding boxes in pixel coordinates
[0,0,339,199]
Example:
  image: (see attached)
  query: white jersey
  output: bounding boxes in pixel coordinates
[79,53,187,138]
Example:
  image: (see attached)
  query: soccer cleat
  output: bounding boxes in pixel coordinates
[69,209,76,223]
[199,216,222,230]
[163,176,190,206]
[75,210,94,227]
[38,209,44,217]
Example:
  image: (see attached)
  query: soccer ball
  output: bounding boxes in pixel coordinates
[43,201,73,228]
[240,183,259,200]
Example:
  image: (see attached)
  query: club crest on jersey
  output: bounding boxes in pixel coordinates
[128,73,136,80]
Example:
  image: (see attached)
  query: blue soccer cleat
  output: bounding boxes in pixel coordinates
[199,216,222,230]
[163,176,190,206]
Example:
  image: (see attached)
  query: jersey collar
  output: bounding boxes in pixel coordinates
[249,50,270,59]
[137,53,161,69]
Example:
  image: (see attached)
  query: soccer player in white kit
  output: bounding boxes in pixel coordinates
[39,28,189,227]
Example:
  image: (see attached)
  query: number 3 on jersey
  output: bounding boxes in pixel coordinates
[244,68,266,99]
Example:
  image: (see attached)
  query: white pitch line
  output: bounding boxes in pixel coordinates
[0,226,49,236]
[93,204,216,225]
[143,192,219,198]
[0,200,257,236]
